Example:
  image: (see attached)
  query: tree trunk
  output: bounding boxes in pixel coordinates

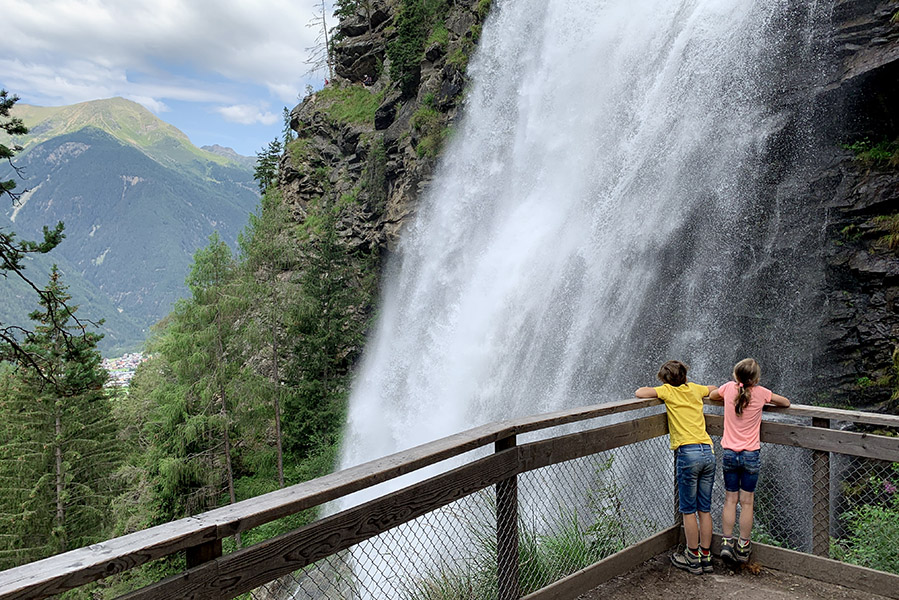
[271,282,284,488]
[54,408,65,552]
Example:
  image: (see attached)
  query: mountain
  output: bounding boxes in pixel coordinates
[0,98,259,354]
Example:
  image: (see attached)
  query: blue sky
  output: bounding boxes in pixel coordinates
[0,0,336,157]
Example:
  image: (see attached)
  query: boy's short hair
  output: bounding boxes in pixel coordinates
[657,360,688,386]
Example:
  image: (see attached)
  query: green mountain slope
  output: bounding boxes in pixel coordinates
[0,100,258,354]
[8,98,241,176]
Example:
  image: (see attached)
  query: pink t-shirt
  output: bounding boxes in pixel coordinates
[720,380,772,451]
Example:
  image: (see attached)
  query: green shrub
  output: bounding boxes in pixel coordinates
[476,0,491,20]
[387,0,450,94]
[842,138,899,168]
[411,106,447,158]
[831,466,899,574]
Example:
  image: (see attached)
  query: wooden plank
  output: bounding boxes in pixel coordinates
[189,397,666,541]
[520,414,669,473]
[705,399,899,428]
[521,526,680,600]
[118,449,521,600]
[704,415,899,462]
[711,534,899,599]
[0,517,218,600]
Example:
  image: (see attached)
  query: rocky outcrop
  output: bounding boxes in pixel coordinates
[281,0,488,253]
[816,0,899,410]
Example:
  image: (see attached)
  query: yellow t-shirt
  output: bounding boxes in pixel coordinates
[655,382,712,450]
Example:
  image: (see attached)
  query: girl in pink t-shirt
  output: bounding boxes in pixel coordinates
[709,358,790,563]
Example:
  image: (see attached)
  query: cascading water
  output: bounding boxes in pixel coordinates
[317,0,831,596]
[340,0,828,475]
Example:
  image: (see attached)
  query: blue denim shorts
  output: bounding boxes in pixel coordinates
[675,444,716,514]
[722,448,761,493]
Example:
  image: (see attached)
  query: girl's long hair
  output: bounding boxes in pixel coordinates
[733,358,761,416]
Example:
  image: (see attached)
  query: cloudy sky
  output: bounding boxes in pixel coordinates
[1,0,335,156]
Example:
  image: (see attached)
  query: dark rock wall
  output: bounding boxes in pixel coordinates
[817,0,899,411]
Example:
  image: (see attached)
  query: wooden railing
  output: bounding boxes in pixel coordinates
[0,398,897,600]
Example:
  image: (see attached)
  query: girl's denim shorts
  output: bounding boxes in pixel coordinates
[722,448,761,493]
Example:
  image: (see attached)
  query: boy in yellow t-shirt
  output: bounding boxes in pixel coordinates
[636,360,717,575]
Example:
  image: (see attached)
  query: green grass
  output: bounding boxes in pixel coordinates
[316,85,385,124]
[872,214,899,251]
[411,106,448,158]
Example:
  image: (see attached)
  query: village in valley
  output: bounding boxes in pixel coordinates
[101,352,147,387]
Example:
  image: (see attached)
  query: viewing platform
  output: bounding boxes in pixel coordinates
[1,398,897,599]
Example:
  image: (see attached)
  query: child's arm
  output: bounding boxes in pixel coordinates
[708,386,722,402]
[705,384,718,397]
[635,387,658,398]
[770,393,790,407]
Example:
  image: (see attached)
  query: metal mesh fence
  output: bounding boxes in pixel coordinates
[242,429,898,600]
[245,436,676,600]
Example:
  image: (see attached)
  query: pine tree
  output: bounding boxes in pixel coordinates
[0,90,69,371]
[240,190,299,487]
[253,139,283,194]
[0,266,117,568]
[143,234,246,543]
[285,199,376,456]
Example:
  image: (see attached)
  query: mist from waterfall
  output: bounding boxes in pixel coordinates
[339,0,829,478]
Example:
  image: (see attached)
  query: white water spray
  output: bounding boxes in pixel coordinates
[340,0,824,473]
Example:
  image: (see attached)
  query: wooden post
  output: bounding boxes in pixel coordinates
[673,453,681,529]
[811,417,831,557]
[496,435,519,600]
[186,539,222,569]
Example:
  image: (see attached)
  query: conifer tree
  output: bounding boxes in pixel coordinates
[144,234,245,543]
[0,266,116,568]
[240,190,299,487]
[286,199,376,456]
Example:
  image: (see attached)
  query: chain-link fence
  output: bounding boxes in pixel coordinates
[242,418,898,600]
[20,406,898,600]
[246,436,675,600]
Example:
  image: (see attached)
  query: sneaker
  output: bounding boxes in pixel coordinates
[671,548,703,575]
[700,551,713,573]
[735,539,752,563]
[720,537,736,562]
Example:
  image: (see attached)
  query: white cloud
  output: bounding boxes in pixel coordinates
[214,104,279,126]
[0,0,331,109]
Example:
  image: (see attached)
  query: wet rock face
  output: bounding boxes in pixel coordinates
[816,0,899,410]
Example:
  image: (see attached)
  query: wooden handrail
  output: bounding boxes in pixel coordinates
[0,397,663,600]
[0,396,896,600]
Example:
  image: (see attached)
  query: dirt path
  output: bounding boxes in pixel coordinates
[576,553,891,600]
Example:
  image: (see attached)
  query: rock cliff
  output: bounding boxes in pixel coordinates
[816,0,899,410]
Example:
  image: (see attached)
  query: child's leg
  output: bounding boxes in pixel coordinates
[682,512,699,548]
[722,491,739,537]
[698,511,713,549]
[738,490,755,540]
[695,452,715,550]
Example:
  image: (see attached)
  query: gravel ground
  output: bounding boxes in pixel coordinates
[576,553,892,600]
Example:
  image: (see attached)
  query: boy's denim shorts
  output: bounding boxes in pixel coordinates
[722,448,761,493]
[675,443,716,514]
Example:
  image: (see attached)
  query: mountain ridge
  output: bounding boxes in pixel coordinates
[0,99,259,354]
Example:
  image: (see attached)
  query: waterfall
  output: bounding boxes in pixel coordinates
[339,0,829,474]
